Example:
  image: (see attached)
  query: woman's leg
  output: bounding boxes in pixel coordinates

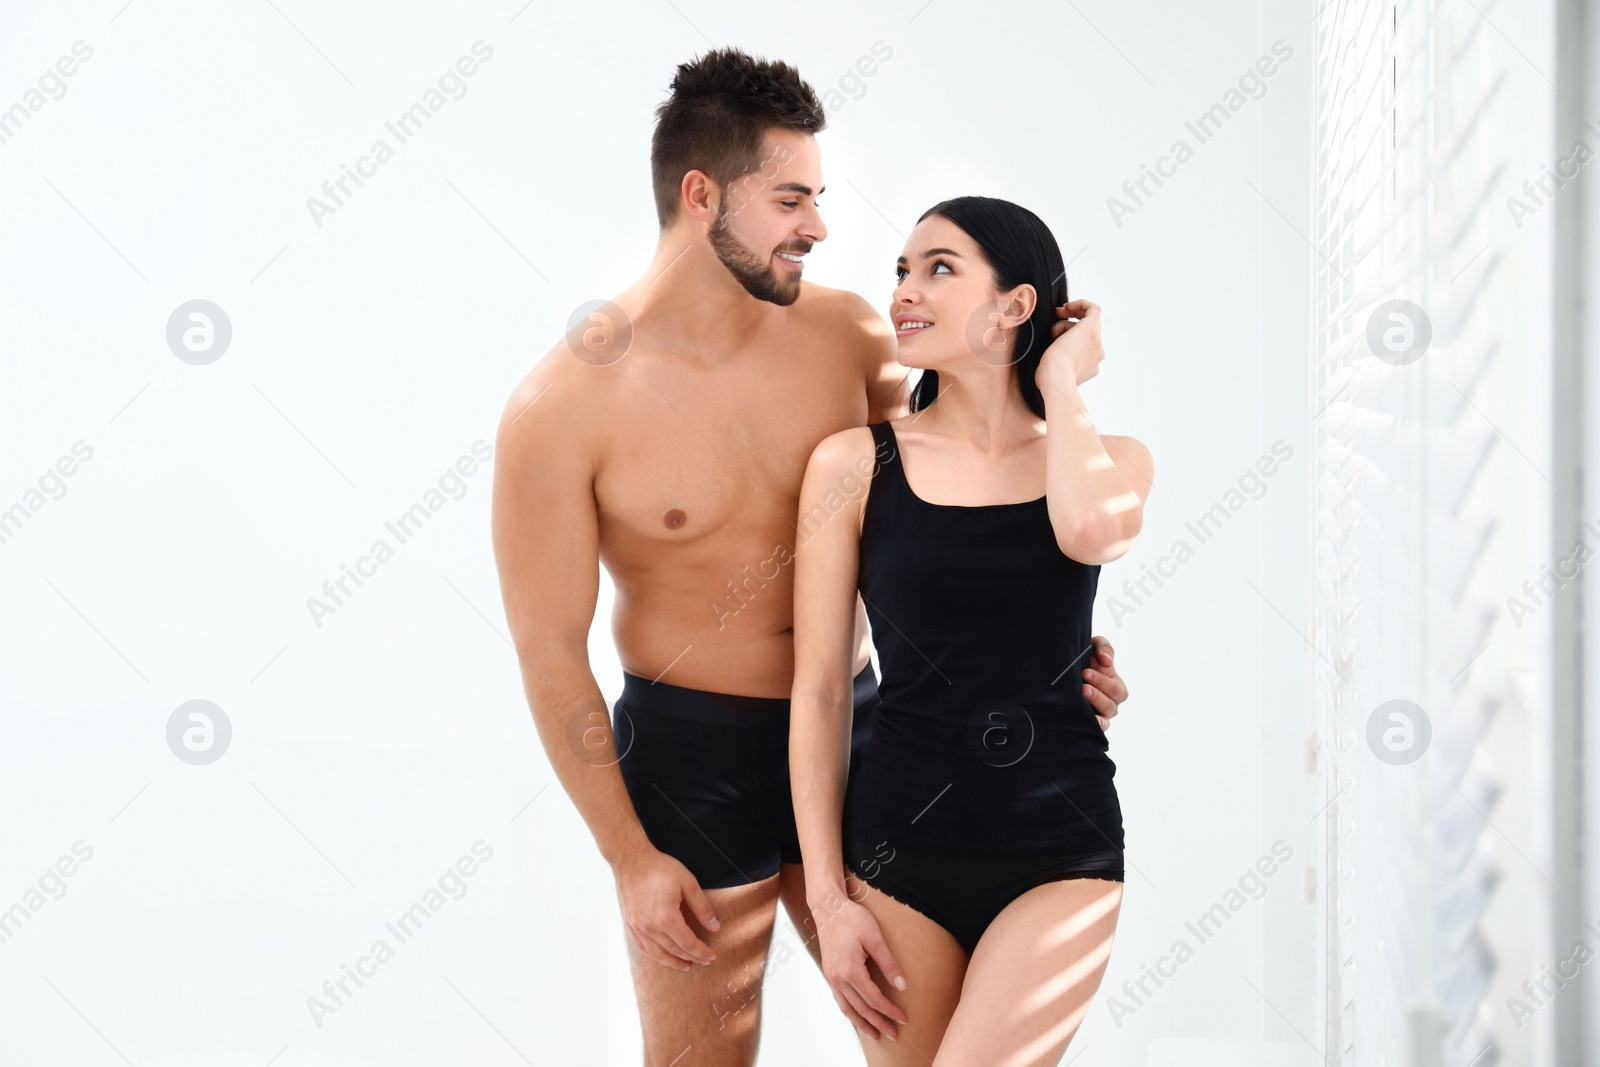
[844,868,971,1066]
[932,877,1123,1067]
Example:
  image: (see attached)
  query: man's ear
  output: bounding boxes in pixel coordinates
[680,170,721,226]
[995,283,1038,328]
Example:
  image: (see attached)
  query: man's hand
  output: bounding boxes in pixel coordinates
[1082,634,1128,732]
[613,847,721,971]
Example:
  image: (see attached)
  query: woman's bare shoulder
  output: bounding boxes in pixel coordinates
[808,424,881,473]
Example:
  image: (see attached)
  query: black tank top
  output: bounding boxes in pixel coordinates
[844,420,1123,855]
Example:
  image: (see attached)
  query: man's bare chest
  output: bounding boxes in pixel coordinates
[594,350,867,547]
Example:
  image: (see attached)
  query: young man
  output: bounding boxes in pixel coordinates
[490,48,1131,1065]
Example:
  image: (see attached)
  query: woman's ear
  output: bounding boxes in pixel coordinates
[995,283,1037,328]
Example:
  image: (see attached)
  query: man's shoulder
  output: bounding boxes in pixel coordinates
[795,281,885,336]
[794,283,907,418]
[495,330,618,447]
[794,281,894,376]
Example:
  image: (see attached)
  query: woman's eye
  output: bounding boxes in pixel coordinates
[895,261,950,281]
[782,201,799,208]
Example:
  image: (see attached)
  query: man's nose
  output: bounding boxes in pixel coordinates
[800,204,827,243]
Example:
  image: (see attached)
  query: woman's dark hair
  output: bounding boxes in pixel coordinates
[907,196,1068,420]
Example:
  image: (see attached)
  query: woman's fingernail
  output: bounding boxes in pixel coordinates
[895,976,907,990]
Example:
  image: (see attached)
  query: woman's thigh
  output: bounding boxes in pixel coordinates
[933,877,1123,1067]
[844,868,971,1067]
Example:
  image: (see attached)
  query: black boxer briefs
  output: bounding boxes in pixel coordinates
[613,664,880,889]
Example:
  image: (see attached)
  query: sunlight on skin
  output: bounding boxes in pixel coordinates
[714,890,773,943]
[1075,456,1144,519]
[1058,452,1146,564]
[1020,932,1116,1013]
[1002,997,1097,1067]
[985,933,1113,1067]
[1099,489,1145,517]
[1042,385,1154,553]
[668,882,782,1054]
[935,885,1121,1067]
[1035,890,1122,951]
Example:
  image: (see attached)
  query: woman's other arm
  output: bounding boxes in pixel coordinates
[789,426,908,1040]
[1036,300,1156,563]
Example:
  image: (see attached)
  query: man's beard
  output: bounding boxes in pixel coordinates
[707,204,805,307]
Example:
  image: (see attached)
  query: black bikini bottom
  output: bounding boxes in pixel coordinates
[843,838,1124,954]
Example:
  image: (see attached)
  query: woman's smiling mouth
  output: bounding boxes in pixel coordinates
[894,315,934,338]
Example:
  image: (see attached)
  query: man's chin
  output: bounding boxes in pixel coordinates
[755,273,800,307]
[741,276,801,307]
[765,283,801,307]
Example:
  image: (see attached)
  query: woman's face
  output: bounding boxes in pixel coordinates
[888,214,1033,371]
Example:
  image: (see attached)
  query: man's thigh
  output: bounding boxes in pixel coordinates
[628,873,783,1067]
[775,860,878,970]
[777,862,824,968]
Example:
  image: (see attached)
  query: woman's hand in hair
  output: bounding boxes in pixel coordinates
[1037,299,1104,391]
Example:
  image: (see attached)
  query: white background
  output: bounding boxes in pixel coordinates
[0,1,1335,1063]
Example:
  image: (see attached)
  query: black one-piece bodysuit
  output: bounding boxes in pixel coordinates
[842,420,1125,954]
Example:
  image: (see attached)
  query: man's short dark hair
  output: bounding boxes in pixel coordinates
[651,47,827,228]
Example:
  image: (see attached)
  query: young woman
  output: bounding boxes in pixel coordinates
[788,196,1153,1066]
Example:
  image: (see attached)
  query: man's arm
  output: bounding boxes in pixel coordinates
[491,359,719,970]
[491,365,637,859]
[1083,635,1129,732]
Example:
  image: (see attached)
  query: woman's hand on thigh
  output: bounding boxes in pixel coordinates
[815,891,910,1041]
